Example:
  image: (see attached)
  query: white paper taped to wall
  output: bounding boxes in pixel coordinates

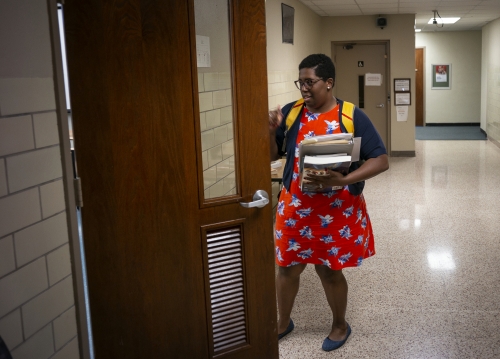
[196,35,211,68]
[365,73,382,86]
[396,106,408,122]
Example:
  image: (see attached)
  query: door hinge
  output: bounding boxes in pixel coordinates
[74,177,83,207]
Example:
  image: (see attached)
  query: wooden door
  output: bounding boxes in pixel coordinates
[63,0,278,358]
[415,48,424,126]
[334,43,389,148]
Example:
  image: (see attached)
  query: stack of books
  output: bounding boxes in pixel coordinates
[298,133,360,192]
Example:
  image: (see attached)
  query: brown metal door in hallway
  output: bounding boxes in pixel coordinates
[63,0,278,358]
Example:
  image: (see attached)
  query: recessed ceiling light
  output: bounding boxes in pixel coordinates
[415,29,421,32]
[428,17,460,24]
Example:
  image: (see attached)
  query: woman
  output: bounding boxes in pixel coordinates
[269,54,389,351]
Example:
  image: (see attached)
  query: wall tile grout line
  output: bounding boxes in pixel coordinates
[0,272,75,342]
[1,176,63,198]
[1,143,61,160]
[31,113,38,149]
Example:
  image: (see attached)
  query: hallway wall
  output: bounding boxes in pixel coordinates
[415,31,482,126]
[320,14,416,155]
[265,0,322,109]
[265,0,323,207]
[482,17,500,145]
[0,0,79,358]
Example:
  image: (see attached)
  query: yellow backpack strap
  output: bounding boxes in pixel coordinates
[340,101,355,134]
[281,99,304,153]
[285,98,304,130]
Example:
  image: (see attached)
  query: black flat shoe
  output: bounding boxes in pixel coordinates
[278,319,294,340]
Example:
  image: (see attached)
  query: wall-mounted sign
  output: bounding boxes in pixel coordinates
[395,92,411,105]
[358,61,364,67]
[365,73,382,86]
[431,64,451,90]
[394,78,410,92]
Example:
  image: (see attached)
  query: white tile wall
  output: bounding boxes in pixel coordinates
[203,72,219,91]
[6,146,63,193]
[199,71,237,199]
[53,306,77,350]
[216,158,232,180]
[0,188,41,238]
[207,145,223,168]
[199,92,213,112]
[33,111,59,148]
[0,159,7,197]
[0,2,79,357]
[205,109,221,129]
[221,140,233,160]
[199,111,207,131]
[10,324,54,359]
[197,73,204,92]
[39,179,65,218]
[14,212,69,267]
[201,129,215,151]
[219,72,231,90]
[0,309,22,350]
[0,115,34,157]
[203,166,217,189]
[47,243,72,287]
[220,106,232,124]
[0,78,56,116]
[22,276,74,338]
[0,257,48,318]
[0,236,15,277]
[50,337,79,359]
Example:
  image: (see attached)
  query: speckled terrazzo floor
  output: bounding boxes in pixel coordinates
[277,140,500,359]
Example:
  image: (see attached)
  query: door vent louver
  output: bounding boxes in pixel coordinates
[206,227,247,354]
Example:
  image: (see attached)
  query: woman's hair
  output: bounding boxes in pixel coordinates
[299,54,335,81]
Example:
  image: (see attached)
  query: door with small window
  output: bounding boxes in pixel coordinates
[63,0,278,358]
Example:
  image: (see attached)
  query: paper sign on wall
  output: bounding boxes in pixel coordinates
[365,73,382,86]
[396,106,408,122]
[196,35,211,68]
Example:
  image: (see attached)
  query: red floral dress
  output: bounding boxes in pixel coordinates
[274,105,375,269]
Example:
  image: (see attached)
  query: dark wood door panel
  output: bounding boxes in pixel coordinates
[64,1,208,357]
[64,0,277,357]
[416,48,424,126]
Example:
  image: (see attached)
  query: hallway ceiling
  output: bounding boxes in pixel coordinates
[298,0,500,32]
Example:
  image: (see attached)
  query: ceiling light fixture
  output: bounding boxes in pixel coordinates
[428,10,460,27]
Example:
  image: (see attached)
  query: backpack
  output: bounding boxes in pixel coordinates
[281,98,355,152]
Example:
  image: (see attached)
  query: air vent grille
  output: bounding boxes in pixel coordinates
[206,227,247,354]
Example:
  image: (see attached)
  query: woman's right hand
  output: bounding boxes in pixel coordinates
[269,105,283,132]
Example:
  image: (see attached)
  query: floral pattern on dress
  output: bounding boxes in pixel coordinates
[274,105,376,269]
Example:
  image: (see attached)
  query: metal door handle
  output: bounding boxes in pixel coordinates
[376,104,384,108]
[240,190,269,208]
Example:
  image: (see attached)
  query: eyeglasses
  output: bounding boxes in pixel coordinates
[294,78,323,90]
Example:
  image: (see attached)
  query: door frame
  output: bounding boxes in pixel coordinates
[46,0,92,358]
[331,40,391,154]
[48,0,277,357]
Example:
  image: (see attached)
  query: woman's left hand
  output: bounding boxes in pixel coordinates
[305,169,346,189]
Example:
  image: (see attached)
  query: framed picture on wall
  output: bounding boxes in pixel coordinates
[431,64,451,90]
[281,3,294,44]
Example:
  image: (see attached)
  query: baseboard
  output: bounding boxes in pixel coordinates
[488,135,500,149]
[390,151,416,157]
[425,123,480,126]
